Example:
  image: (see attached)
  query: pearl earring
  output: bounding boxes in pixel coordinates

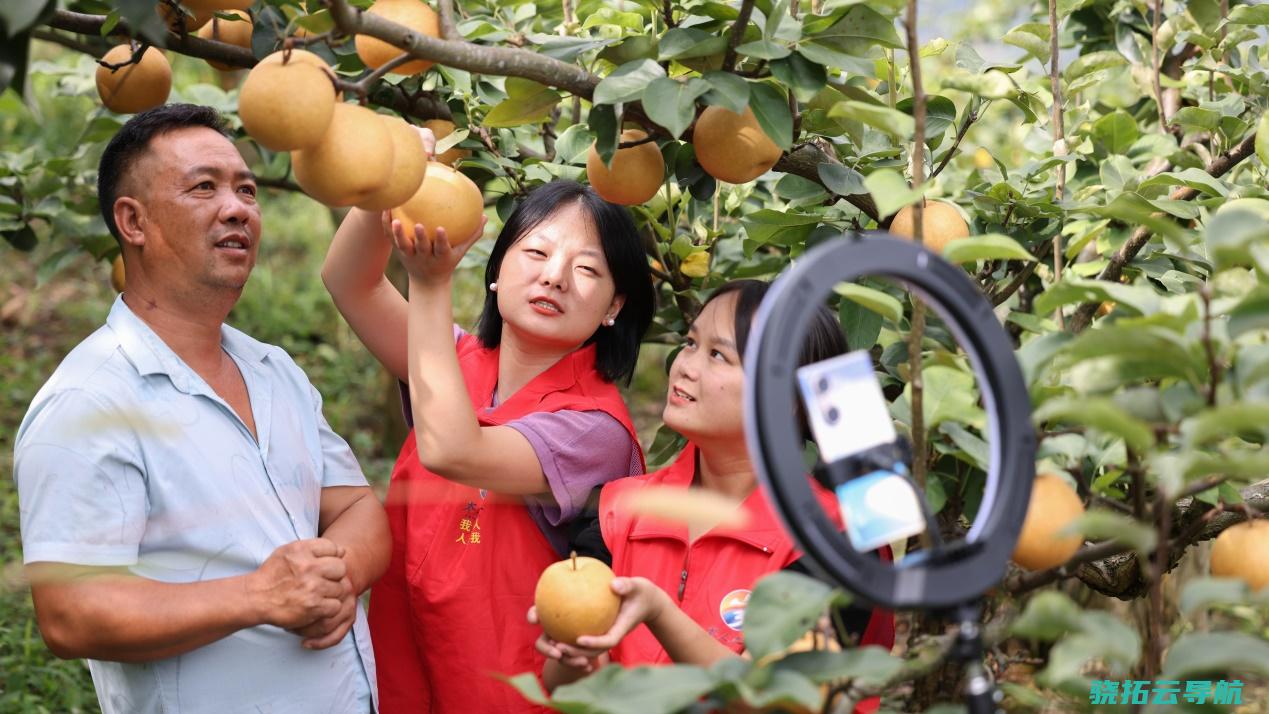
[604,317,616,326]
[489,282,498,291]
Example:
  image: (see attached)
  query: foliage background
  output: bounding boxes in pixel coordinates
[2,0,1269,711]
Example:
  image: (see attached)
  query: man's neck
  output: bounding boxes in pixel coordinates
[695,437,758,501]
[123,291,235,374]
[494,328,578,403]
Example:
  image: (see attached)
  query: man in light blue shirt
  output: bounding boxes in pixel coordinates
[13,104,389,713]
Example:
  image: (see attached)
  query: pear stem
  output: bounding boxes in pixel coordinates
[570,550,577,570]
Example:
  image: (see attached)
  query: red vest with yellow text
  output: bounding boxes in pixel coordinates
[598,444,894,714]
[369,334,643,713]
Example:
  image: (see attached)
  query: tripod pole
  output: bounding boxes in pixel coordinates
[950,603,1003,714]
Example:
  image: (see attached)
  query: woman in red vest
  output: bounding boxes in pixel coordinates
[323,172,656,712]
[530,279,894,712]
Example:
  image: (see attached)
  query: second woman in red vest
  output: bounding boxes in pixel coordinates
[530,279,894,713]
[323,170,655,712]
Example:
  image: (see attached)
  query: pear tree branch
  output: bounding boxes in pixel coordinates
[1067,130,1259,332]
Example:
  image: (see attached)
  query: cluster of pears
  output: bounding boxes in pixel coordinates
[95,0,256,114]
[585,105,782,207]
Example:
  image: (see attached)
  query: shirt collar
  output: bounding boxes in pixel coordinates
[106,295,271,388]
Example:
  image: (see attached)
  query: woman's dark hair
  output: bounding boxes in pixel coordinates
[702,279,847,369]
[97,103,230,243]
[475,180,655,384]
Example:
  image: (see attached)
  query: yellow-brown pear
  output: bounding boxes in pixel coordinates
[95,45,172,114]
[1210,520,1269,592]
[158,3,214,32]
[197,10,253,71]
[587,129,664,206]
[239,61,335,151]
[292,103,393,207]
[181,0,254,11]
[423,118,469,166]
[355,0,440,76]
[392,162,484,242]
[357,116,429,211]
[534,553,621,646]
[889,199,970,254]
[1011,473,1085,571]
[692,105,781,184]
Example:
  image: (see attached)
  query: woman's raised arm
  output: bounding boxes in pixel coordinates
[321,208,410,382]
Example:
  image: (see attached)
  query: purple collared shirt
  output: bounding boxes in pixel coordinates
[400,326,642,555]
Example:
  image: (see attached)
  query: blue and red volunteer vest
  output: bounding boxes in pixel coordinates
[598,444,895,714]
[369,334,644,713]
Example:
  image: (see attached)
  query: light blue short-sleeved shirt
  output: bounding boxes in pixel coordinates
[14,296,377,714]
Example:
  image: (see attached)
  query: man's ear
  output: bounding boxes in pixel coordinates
[113,197,146,248]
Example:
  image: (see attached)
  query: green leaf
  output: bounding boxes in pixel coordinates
[939,422,989,468]
[795,40,874,74]
[810,5,902,49]
[940,70,1015,99]
[895,95,956,146]
[1040,612,1141,685]
[1257,111,1269,168]
[1179,577,1252,616]
[1138,167,1229,197]
[1032,278,1161,317]
[1060,510,1157,555]
[701,71,750,115]
[0,0,55,36]
[500,672,550,706]
[1057,0,1095,18]
[1206,198,1269,271]
[551,664,720,714]
[1033,397,1155,453]
[1064,51,1127,81]
[750,82,793,151]
[904,365,980,431]
[864,169,925,218]
[817,163,867,196]
[643,78,710,139]
[742,209,820,246]
[772,647,902,687]
[771,53,828,100]
[589,103,619,165]
[484,79,562,128]
[1225,4,1269,25]
[1162,632,1269,679]
[839,298,883,351]
[1094,192,1188,243]
[553,124,595,164]
[1228,284,1269,339]
[1010,591,1085,641]
[737,39,793,60]
[593,59,666,105]
[1002,22,1050,63]
[743,571,836,660]
[1092,110,1139,154]
[828,101,914,139]
[658,27,728,60]
[833,282,904,323]
[1171,106,1221,133]
[940,233,1035,264]
[1182,403,1269,448]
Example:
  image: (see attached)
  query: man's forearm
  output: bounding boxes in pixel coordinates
[644,592,736,667]
[29,567,261,663]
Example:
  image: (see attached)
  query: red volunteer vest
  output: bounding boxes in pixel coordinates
[369,335,643,713]
[598,444,894,714]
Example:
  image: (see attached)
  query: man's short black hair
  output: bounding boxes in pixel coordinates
[474,180,656,386]
[97,103,231,242]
